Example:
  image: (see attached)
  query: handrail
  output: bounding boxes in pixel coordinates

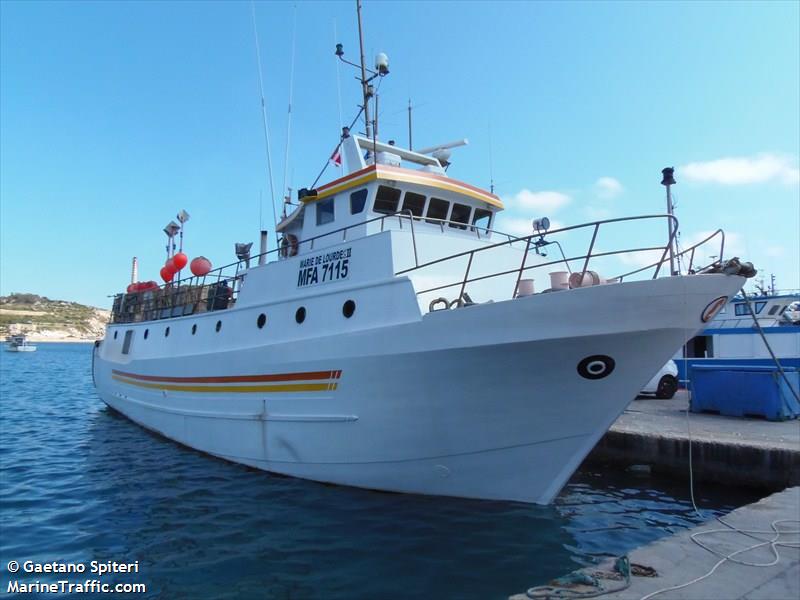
[616,229,725,280]
[117,209,502,306]
[397,214,679,276]
[110,212,727,324]
[396,214,730,302]
[110,208,434,323]
[412,245,671,297]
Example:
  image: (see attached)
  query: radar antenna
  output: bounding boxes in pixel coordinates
[334,0,390,158]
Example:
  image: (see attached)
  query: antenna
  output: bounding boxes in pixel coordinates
[250,1,278,250]
[373,92,379,159]
[131,257,138,284]
[281,5,297,205]
[356,0,371,140]
[258,189,263,231]
[661,167,677,276]
[488,121,495,194]
[176,209,189,253]
[334,19,344,171]
[408,98,413,150]
[163,221,180,259]
[335,0,390,162]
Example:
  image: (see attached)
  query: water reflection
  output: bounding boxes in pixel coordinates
[83,407,574,598]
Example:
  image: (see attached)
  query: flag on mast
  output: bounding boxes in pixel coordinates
[330,146,342,167]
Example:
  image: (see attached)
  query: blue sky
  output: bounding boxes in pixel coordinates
[1,0,798,307]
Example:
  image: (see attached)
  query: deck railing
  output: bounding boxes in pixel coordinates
[396,215,727,302]
[110,212,726,323]
[109,210,425,323]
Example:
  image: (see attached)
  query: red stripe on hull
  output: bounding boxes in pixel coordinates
[111,369,341,384]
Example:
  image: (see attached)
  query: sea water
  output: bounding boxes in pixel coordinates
[0,343,760,599]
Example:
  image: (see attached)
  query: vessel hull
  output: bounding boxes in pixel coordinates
[94,274,744,504]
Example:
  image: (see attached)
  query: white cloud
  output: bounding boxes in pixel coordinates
[584,206,612,220]
[594,177,623,198]
[680,154,800,185]
[503,189,571,213]
[494,216,564,238]
[764,245,784,258]
[617,249,668,269]
[617,230,744,272]
[681,230,745,261]
[494,217,534,238]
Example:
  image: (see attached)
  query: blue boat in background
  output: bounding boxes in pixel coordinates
[676,291,800,385]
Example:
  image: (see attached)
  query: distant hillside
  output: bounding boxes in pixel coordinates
[0,293,110,342]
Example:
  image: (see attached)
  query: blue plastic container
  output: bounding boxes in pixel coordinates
[690,365,800,421]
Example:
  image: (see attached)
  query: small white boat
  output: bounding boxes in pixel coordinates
[5,335,37,352]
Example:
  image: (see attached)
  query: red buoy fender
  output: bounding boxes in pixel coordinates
[190,256,212,276]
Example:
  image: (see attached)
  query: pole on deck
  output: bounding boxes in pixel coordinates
[661,167,677,276]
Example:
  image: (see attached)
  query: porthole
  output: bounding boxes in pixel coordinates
[191,324,197,335]
[342,300,356,318]
[113,331,118,340]
[577,355,615,380]
[295,307,306,324]
[165,327,170,337]
[216,320,222,332]
[257,313,267,329]
[144,329,149,340]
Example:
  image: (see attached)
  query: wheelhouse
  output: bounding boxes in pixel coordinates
[275,135,503,257]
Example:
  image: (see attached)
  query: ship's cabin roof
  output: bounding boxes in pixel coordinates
[276,135,504,256]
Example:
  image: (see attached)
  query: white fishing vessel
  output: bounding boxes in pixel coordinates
[5,334,37,352]
[92,3,752,504]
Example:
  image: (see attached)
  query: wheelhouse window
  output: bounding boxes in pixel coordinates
[401,192,426,217]
[472,208,492,231]
[425,198,449,223]
[316,198,335,226]
[350,189,368,214]
[734,303,748,316]
[768,304,780,315]
[449,203,471,230]
[374,185,402,214]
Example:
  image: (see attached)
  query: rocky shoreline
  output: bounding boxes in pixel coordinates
[1,294,109,343]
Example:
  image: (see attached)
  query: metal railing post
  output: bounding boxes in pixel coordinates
[653,245,670,279]
[459,253,474,301]
[405,210,419,267]
[513,237,532,298]
[580,223,600,278]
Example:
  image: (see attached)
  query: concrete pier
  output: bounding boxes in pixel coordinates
[584,391,800,490]
[511,487,800,600]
